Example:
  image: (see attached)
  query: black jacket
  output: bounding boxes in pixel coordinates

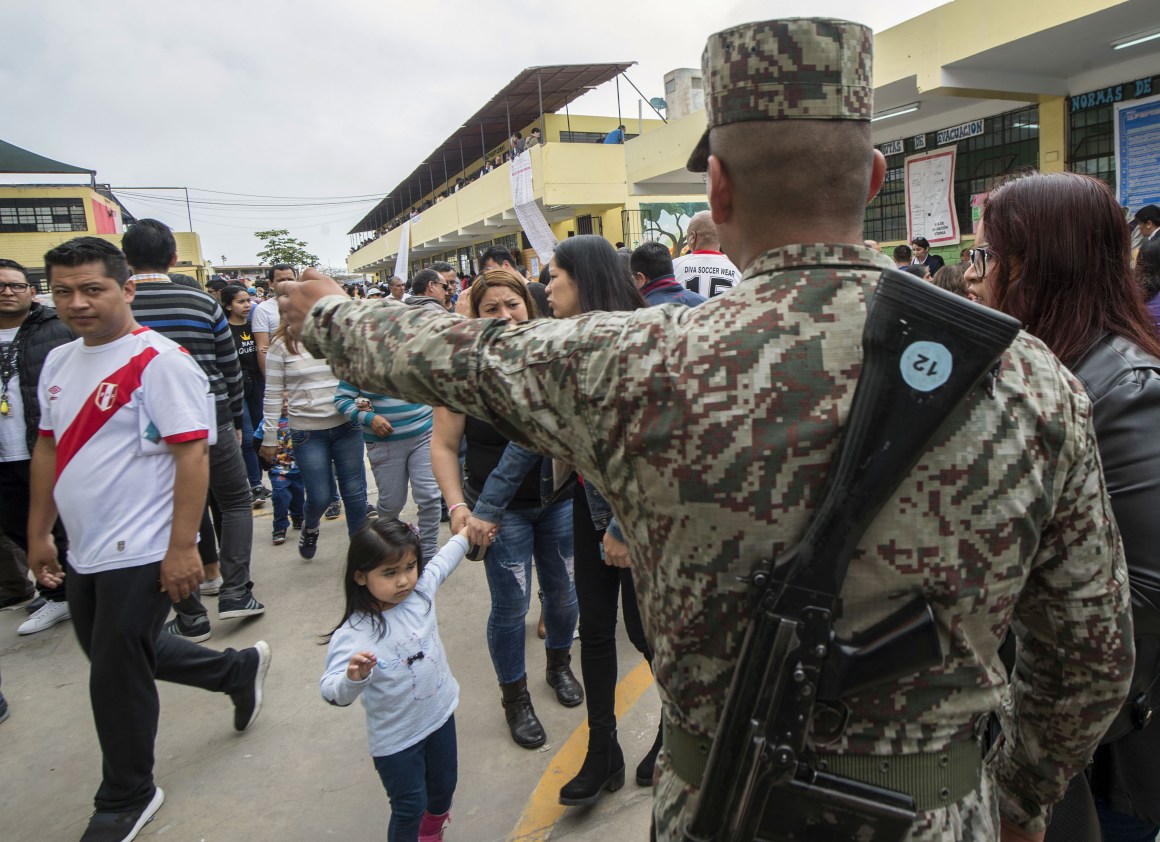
[11,303,75,455]
[1072,334,1160,615]
[1074,334,1160,824]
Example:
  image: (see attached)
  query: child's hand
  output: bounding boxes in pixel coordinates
[347,651,378,681]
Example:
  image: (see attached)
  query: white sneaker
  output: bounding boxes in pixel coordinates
[200,576,224,596]
[17,599,72,635]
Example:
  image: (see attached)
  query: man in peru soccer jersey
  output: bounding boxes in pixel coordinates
[26,238,270,842]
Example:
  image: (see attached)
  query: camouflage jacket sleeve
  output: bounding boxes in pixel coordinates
[994,391,1134,833]
[301,295,634,482]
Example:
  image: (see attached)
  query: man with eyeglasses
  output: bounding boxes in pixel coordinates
[405,268,452,313]
[431,261,460,312]
[0,259,75,634]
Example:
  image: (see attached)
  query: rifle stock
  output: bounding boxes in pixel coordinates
[684,269,1021,842]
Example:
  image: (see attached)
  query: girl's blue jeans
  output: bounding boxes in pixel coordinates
[373,714,457,841]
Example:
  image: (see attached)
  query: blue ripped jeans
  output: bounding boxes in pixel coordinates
[482,499,578,684]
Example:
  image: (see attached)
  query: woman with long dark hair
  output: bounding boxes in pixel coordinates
[221,285,266,501]
[542,235,659,806]
[430,269,582,750]
[968,171,1160,842]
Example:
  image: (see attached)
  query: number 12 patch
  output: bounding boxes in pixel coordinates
[900,341,953,391]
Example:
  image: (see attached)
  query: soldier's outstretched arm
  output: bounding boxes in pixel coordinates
[994,409,1134,836]
[286,272,634,481]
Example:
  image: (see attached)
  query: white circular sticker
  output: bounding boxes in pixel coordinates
[900,341,953,392]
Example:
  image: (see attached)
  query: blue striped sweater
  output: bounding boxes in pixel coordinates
[334,381,433,442]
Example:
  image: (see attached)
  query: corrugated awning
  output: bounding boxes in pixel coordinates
[348,62,635,235]
[0,138,95,176]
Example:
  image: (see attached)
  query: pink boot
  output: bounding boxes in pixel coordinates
[418,810,450,841]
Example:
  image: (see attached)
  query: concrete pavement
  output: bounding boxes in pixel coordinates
[0,498,658,841]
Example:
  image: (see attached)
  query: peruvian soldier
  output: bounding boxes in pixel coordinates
[279,18,1134,841]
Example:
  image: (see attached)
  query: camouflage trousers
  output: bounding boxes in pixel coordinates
[650,753,1001,842]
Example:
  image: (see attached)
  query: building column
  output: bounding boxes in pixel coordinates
[1038,95,1067,173]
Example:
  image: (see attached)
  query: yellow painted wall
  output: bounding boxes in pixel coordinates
[541,113,663,142]
[1038,95,1067,173]
[874,0,1122,94]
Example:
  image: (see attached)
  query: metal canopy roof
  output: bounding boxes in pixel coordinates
[348,62,635,235]
[0,138,95,176]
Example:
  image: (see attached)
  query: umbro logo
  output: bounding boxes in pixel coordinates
[49,385,61,394]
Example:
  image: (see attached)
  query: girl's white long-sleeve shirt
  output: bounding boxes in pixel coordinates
[321,535,468,758]
[263,338,345,445]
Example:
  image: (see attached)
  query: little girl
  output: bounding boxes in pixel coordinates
[321,518,469,841]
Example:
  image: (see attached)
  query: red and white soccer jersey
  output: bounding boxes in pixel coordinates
[672,250,741,298]
[38,328,211,573]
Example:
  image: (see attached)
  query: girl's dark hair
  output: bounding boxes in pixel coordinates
[1137,238,1160,301]
[220,284,248,312]
[552,235,646,314]
[983,170,1160,366]
[328,518,427,641]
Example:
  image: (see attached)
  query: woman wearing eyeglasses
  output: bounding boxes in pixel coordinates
[969,171,1160,842]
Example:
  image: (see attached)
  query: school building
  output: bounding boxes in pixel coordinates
[0,139,208,286]
[347,0,1160,277]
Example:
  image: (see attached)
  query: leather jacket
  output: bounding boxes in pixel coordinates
[1075,333,1160,825]
[1071,334,1160,617]
[11,303,76,455]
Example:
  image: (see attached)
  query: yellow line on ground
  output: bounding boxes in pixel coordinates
[508,658,655,842]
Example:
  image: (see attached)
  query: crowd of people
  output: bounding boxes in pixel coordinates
[4,15,1160,842]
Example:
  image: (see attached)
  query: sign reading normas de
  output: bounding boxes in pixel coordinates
[937,120,984,146]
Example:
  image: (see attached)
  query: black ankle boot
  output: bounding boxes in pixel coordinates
[500,676,546,749]
[546,648,584,707]
[635,722,663,786]
[559,727,625,806]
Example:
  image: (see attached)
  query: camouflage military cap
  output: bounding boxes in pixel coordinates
[687,18,874,172]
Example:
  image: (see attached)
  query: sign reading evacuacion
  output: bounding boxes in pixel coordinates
[937,120,984,146]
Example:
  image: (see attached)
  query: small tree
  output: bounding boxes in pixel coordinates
[254,229,320,270]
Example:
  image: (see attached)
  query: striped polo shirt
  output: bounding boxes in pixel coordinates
[128,274,243,427]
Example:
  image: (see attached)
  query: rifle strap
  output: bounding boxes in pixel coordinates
[665,709,982,813]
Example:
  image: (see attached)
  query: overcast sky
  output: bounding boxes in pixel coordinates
[2,0,947,268]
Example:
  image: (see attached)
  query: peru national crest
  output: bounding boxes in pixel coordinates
[95,381,118,411]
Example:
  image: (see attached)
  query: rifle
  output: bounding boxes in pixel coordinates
[684,267,1022,842]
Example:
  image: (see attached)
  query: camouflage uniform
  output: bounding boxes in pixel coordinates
[302,18,1134,841]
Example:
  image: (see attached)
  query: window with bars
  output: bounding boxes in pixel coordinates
[865,105,1039,242]
[0,198,87,233]
[1069,105,1116,188]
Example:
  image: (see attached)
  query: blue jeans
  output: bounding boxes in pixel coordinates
[270,471,304,533]
[373,714,457,842]
[240,398,262,489]
[290,421,368,537]
[1097,797,1160,842]
[482,499,577,684]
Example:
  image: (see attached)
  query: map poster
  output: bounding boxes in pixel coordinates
[905,148,959,245]
[1115,93,1160,210]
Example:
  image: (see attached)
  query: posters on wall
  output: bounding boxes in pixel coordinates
[509,150,558,261]
[393,221,410,281]
[905,149,960,245]
[1115,93,1160,210]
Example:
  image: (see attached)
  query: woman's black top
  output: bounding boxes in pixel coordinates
[463,414,541,509]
